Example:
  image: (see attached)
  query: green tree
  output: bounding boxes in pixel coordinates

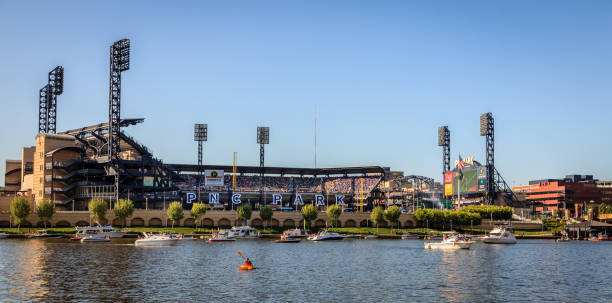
[370,206,385,233]
[88,198,108,226]
[259,206,273,231]
[36,199,55,229]
[384,205,401,231]
[167,201,184,230]
[10,196,30,231]
[598,203,612,215]
[190,203,207,230]
[301,204,318,229]
[236,204,252,225]
[326,205,342,228]
[113,199,135,228]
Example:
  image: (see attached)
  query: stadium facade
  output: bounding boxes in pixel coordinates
[4,118,443,212]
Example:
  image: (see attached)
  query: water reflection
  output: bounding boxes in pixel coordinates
[0,239,611,302]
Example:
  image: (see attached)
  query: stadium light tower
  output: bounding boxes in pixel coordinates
[480,112,494,204]
[194,124,208,202]
[108,39,130,202]
[437,126,450,174]
[38,66,64,134]
[257,126,269,204]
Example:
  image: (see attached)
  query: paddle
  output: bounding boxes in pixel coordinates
[237,251,246,260]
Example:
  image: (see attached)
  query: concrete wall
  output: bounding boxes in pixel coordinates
[33,133,79,205]
[0,210,418,229]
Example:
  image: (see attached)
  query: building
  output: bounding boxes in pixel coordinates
[512,175,612,216]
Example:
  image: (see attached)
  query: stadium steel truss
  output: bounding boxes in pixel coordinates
[108,39,131,201]
[51,118,181,209]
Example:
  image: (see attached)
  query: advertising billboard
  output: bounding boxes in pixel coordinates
[444,183,453,196]
[204,170,224,186]
[452,168,479,194]
[444,172,453,184]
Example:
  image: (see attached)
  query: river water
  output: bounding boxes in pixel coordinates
[0,238,610,302]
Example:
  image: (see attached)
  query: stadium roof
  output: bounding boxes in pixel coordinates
[167,164,386,177]
[60,118,144,136]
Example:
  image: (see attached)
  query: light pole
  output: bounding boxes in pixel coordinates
[195,124,208,203]
[257,126,269,206]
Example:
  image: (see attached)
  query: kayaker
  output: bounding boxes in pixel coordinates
[244,258,252,267]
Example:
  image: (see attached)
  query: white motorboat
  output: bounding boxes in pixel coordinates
[134,232,177,246]
[228,226,260,239]
[363,235,378,240]
[81,234,110,243]
[208,230,236,242]
[308,230,344,241]
[424,232,473,250]
[0,233,9,239]
[74,225,128,239]
[282,228,309,239]
[483,225,517,244]
[556,231,570,242]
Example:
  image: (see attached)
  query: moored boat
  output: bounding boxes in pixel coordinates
[228,226,261,239]
[208,230,236,242]
[401,234,419,240]
[29,230,63,239]
[74,225,128,239]
[134,232,177,246]
[81,235,111,243]
[275,235,301,243]
[483,225,517,244]
[0,233,9,239]
[308,230,344,241]
[424,232,473,250]
[588,232,610,242]
[281,228,309,239]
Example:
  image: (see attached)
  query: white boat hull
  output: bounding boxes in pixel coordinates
[424,242,472,249]
[135,239,177,246]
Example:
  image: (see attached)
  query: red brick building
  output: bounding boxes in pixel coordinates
[513,175,612,216]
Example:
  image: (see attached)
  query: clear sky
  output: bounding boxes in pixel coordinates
[1,1,611,187]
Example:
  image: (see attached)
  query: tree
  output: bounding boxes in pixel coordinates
[236,204,252,225]
[88,198,108,226]
[326,205,342,228]
[36,199,55,229]
[370,206,385,233]
[10,196,30,231]
[167,201,184,230]
[191,203,207,230]
[384,205,401,231]
[113,199,135,228]
[301,204,318,229]
[259,206,273,231]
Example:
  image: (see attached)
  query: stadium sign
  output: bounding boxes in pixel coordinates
[186,192,196,204]
[315,195,325,205]
[232,193,242,204]
[336,195,345,205]
[454,156,475,169]
[272,194,282,205]
[205,170,224,186]
[295,194,304,205]
[209,193,219,204]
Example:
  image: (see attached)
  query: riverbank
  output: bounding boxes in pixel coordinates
[1,226,562,239]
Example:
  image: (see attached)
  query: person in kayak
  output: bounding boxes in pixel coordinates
[244,258,253,267]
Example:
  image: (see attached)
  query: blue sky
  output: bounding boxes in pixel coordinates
[1,1,611,187]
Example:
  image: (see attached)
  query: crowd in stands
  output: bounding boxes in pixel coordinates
[176,174,381,194]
